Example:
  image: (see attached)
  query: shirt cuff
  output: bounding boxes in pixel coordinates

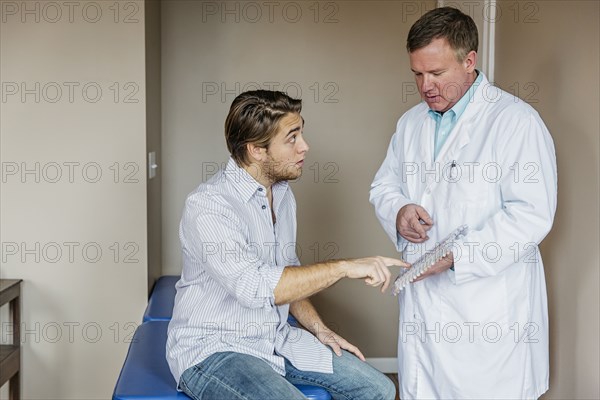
[396,230,409,253]
[259,263,286,306]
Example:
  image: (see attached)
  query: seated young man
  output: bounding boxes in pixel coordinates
[166,90,401,400]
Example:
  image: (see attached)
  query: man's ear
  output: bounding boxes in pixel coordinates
[464,50,477,73]
[247,143,265,163]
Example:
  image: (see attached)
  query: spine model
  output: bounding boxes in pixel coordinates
[392,225,469,295]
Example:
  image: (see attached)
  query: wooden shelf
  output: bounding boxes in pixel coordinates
[0,345,19,363]
[0,346,19,384]
[0,279,22,400]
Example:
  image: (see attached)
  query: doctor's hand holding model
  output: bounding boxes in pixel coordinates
[370,7,557,399]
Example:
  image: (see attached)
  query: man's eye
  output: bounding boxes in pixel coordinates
[289,135,297,143]
[433,72,442,77]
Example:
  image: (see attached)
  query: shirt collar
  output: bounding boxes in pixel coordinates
[223,158,289,203]
[428,70,483,122]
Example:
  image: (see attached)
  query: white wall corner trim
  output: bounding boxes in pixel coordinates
[481,0,496,82]
[366,358,399,373]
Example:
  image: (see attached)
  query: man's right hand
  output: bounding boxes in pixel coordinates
[275,257,408,305]
[342,256,408,293]
[396,204,433,243]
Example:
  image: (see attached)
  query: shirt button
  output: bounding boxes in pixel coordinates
[258,188,263,192]
[261,205,267,210]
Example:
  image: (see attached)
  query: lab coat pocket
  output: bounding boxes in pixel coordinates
[444,179,488,208]
[440,273,510,341]
[442,181,491,230]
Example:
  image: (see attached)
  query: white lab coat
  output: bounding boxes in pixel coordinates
[370,74,557,399]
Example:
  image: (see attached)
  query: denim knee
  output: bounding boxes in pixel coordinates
[378,375,397,400]
[336,351,396,400]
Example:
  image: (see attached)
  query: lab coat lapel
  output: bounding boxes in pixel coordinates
[436,73,488,166]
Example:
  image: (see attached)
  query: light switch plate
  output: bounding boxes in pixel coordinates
[148,151,158,179]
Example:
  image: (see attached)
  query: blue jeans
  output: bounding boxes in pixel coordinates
[179,350,396,400]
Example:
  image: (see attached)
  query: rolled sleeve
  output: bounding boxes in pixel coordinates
[258,263,286,306]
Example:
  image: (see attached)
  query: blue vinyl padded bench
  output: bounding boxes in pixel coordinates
[114,278,332,400]
[142,275,179,322]
[113,321,189,400]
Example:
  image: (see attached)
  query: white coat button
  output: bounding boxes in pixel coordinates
[425,188,432,194]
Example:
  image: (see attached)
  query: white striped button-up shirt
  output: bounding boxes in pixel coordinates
[166,158,333,384]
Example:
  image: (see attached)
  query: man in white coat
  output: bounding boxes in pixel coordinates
[370,7,557,399]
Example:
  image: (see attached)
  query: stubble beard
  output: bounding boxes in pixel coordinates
[262,157,302,184]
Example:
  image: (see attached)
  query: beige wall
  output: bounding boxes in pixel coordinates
[161,0,436,361]
[495,1,600,398]
[0,1,148,398]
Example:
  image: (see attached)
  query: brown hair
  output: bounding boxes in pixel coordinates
[224,90,302,166]
[407,7,478,61]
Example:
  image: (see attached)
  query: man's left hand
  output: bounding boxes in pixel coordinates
[411,253,454,283]
[315,327,365,361]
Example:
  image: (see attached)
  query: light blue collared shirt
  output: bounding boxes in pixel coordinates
[428,71,483,160]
